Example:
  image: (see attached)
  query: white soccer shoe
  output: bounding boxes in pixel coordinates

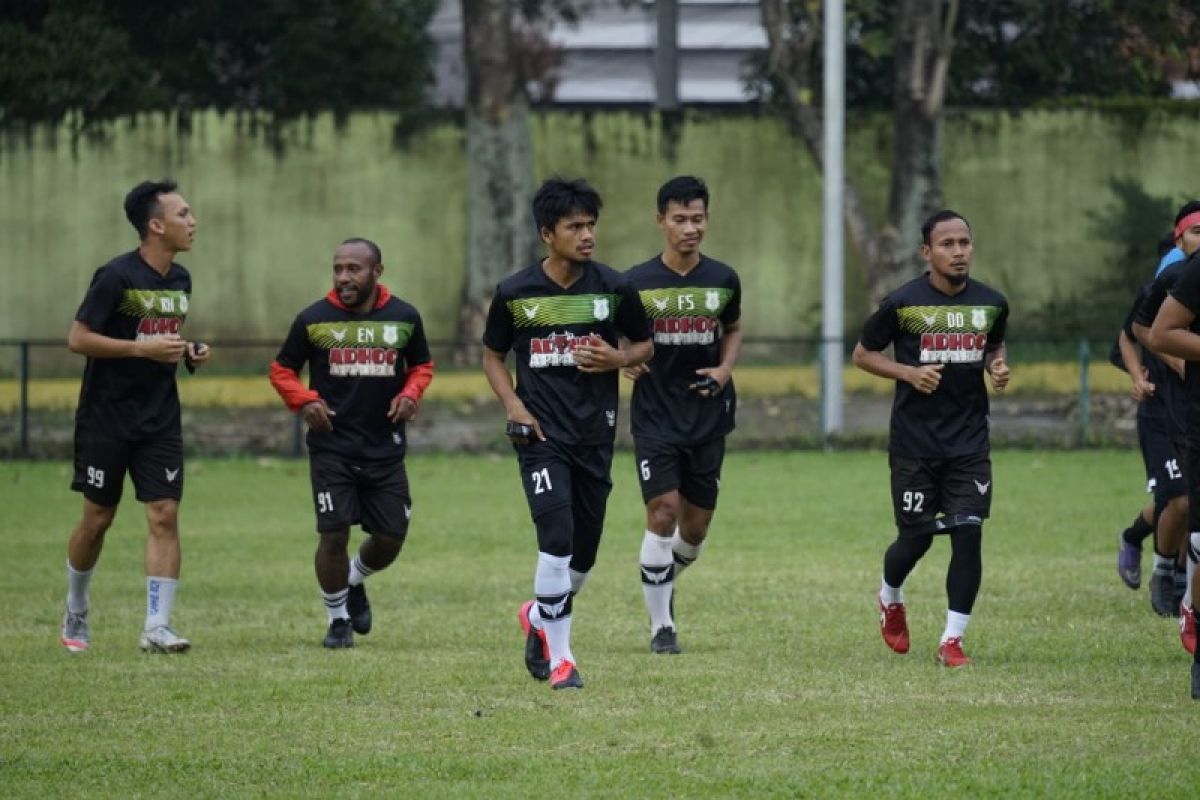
[61,610,90,653]
[139,625,191,654]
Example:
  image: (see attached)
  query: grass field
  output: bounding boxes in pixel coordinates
[0,451,1194,798]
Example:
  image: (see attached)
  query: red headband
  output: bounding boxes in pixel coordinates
[1175,211,1200,240]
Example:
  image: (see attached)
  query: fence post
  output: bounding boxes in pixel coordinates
[291,413,303,457]
[19,340,30,457]
[1078,337,1090,446]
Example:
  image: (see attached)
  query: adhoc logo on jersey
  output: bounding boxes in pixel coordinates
[120,290,190,340]
[528,331,600,368]
[919,332,989,364]
[307,321,415,377]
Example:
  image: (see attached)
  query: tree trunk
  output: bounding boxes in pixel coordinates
[459,0,538,356]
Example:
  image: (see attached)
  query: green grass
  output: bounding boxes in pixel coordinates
[0,451,1193,798]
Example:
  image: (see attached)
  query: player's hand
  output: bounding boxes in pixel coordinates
[573,334,624,373]
[387,395,418,423]
[908,363,944,394]
[185,341,211,372]
[689,366,731,397]
[987,357,1010,392]
[1130,374,1155,402]
[504,400,545,444]
[301,399,336,432]
[622,362,649,381]
[139,334,188,364]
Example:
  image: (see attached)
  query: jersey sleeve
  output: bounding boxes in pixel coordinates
[481,285,513,353]
[987,298,1009,350]
[74,266,124,331]
[274,314,311,371]
[721,272,742,326]
[858,296,899,351]
[615,279,652,342]
[398,311,435,404]
[1135,274,1173,328]
[1170,261,1200,315]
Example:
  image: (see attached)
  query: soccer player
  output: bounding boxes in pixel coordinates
[1115,266,1187,608]
[622,176,742,654]
[269,238,434,648]
[61,179,208,654]
[1140,202,1200,697]
[482,177,654,690]
[852,209,1009,668]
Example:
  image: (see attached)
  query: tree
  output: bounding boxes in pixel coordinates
[0,0,437,136]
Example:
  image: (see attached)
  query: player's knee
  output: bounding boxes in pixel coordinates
[646,495,680,534]
[317,528,350,553]
[144,500,179,538]
[534,505,574,558]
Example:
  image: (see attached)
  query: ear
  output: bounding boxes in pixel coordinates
[147,216,166,236]
[374,263,384,278]
[919,243,932,262]
[539,226,553,245]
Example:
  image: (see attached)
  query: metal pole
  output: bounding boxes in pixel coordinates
[821,0,846,438]
[19,341,30,457]
[656,0,679,110]
[1078,337,1090,446]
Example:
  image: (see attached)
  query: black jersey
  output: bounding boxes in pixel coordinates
[1161,252,1200,433]
[859,274,1009,458]
[625,255,741,444]
[482,260,653,446]
[73,250,192,439]
[275,287,432,461]
[1122,282,1186,432]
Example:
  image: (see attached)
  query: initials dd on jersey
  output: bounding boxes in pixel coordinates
[307,321,415,377]
[901,305,1001,364]
[120,289,189,340]
[640,287,733,346]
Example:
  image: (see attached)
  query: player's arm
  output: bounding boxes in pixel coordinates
[1117,329,1154,401]
[852,343,944,394]
[984,342,1009,392]
[1147,296,1200,361]
[482,346,545,442]
[389,315,435,423]
[269,316,333,432]
[691,320,742,396]
[67,320,187,364]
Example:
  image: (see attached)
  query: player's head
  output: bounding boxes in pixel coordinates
[532,177,601,264]
[333,237,383,311]
[656,176,709,258]
[1173,200,1200,257]
[125,179,195,252]
[920,209,973,287]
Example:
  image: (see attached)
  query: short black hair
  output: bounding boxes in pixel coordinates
[340,237,382,264]
[1174,200,1200,227]
[921,209,971,245]
[124,179,178,239]
[532,177,602,234]
[657,175,710,214]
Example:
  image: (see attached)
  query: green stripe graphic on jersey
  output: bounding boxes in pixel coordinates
[508,294,622,327]
[119,289,190,319]
[638,287,733,318]
[897,305,1001,334]
[306,321,414,349]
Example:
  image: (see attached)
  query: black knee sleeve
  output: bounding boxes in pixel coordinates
[947,524,983,614]
[884,533,934,588]
[534,505,574,558]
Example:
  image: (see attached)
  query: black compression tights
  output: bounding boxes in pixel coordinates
[883,524,983,614]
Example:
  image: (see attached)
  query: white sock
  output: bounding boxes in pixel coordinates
[879,578,903,606]
[941,610,970,643]
[1153,553,1174,574]
[1185,532,1200,609]
[671,527,702,577]
[536,552,574,669]
[67,561,93,615]
[569,567,589,596]
[145,577,177,630]
[640,531,675,633]
[348,554,376,588]
[322,588,349,624]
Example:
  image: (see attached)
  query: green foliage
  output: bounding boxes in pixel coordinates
[0,0,438,133]
[1,452,1196,796]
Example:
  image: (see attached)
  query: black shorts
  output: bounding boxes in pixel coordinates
[1137,414,1186,504]
[514,437,613,524]
[70,428,183,507]
[889,452,991,536]
[633,435,725,509]
[309,451,411,539]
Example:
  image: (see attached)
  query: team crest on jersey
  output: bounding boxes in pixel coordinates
[382,324,399,345]
[971,308,988,330]
[593,296,610,320]
[705,290,721,311]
